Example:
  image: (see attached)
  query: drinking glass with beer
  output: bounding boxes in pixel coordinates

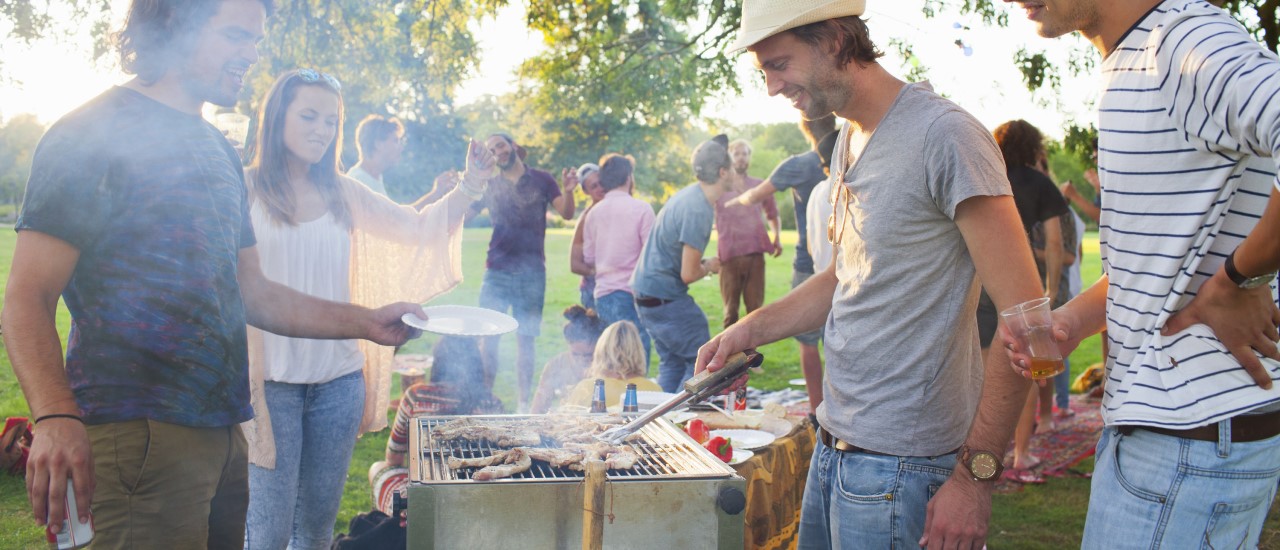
[1000,297,1065,379]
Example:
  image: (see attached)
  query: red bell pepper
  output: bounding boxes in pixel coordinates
[685,419,711,444]
[704,436,733,463]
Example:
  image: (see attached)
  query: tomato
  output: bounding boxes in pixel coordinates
[685,419,711,444]
[704,436,733,463]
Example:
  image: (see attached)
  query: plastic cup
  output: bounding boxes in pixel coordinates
[214,113,251,144]
[1000,297,1065,380]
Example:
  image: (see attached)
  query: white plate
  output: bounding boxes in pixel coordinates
[635,391,680,410]
[401,305,518,337]
[788,378,807,386]
[728,448,754,466]
[711,429,776,450]
[664,411,697,425]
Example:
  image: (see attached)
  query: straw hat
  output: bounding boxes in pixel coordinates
[729,0,866,52]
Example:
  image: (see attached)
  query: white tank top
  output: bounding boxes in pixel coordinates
[250,202,365,384]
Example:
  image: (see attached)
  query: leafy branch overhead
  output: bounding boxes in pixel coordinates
[923,0,1278,92]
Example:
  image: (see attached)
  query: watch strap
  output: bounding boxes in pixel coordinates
[1224,249,1248,286]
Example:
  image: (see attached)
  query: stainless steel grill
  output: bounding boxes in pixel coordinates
[408,414,735,483]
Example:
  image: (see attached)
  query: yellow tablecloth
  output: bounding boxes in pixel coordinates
[731,416,815,550]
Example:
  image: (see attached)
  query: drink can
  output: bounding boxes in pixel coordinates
[734,385,748,411]
[46,479,92,549]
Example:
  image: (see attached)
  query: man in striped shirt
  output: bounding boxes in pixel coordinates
[1006,0,1280,546]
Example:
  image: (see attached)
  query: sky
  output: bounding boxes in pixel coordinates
[0,1,1100,139]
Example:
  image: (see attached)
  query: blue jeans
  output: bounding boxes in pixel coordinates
[1054,357,1071,410]
[797,438,957,549]
[579,276,596,310]
[1081,425,1280,549]
[635,294,709,393]
[594,290,651,370]
[479,267,546,338]
[245,370,365,550]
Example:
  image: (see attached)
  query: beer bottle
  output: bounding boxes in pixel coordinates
[590,379,607,413]
[622,383,639,413]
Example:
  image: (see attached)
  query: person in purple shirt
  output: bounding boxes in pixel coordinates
[2,0,425,546]
[471,132,579,411]
[581,154,656,366]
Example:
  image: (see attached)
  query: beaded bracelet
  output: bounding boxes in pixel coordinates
[34,413,84,425]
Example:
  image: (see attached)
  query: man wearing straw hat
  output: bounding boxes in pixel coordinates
[696,1,1047,547]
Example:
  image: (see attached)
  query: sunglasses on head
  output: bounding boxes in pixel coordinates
[296,68,341,91]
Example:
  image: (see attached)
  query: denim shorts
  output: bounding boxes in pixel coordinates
[797,437,957,548]
[1082,425,1280,549]
[479,267,546,337]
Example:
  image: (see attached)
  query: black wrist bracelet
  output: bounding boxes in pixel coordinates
[34,413,84,425]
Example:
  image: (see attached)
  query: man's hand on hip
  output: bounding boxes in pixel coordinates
[1163,270,1280,389]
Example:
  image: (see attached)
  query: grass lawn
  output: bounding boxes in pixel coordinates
[2,227,1278,548]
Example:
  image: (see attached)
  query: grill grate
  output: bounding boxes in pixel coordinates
[409,414,736,484]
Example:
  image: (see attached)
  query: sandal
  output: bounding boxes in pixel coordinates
[1002,468,1045,484]
[1,417,33,476]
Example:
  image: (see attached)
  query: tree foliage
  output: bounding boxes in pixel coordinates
[923,0,1279,93]
[0,113,45,210]
[0,0,112,81]
[509,0,743,196]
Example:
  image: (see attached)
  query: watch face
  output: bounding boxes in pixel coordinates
[970,452,1000,479]
[1241,274,1275,290]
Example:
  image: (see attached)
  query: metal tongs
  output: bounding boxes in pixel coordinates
[596,350,763,444]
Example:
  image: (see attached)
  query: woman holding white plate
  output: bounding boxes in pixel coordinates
[239,69,494,549]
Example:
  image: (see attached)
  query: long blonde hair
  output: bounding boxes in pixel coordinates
[589,321,646,380]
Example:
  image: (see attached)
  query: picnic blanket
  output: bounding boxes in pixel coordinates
[996,394,1103,493]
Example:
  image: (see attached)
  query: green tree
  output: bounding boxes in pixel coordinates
[509,0,743,196]
[0,0,113,82]
[0,114,46,213]
[922,0,1280,93]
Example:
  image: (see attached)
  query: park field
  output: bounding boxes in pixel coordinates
[1,227,1277,548]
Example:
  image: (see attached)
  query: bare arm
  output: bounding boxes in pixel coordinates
[551,168,578,220]
[1164,186,1280,388]
[922,194,1043,549]
[729,180,778,207]
[3,230,93,531]
[1043,216,1063,302]
[696,259,838,374]
[1060,180,1101,223]
[238,247,423,345]
[570,209,593,277]
[767,210,783,257]
[412,170,459,212]
[680,244,716,284]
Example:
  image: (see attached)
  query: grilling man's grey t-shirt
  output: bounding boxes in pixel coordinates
[817,82,1010,457]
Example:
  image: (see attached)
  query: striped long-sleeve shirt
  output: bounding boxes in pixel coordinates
[1098,0,1280,429]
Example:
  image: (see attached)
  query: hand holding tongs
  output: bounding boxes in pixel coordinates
[596,350,763,444]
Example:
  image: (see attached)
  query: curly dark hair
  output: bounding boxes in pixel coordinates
[116,0,275,83]
[562,305,606,345]
[993,119,1046,170]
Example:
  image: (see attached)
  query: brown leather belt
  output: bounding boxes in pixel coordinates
[634,296,673,308]
[1118,409,1280,443]
[817,426,890,456]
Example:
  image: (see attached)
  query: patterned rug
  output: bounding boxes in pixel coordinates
[996,394,1104,493]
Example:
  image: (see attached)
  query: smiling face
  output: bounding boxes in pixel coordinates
[178,0,265,107]
[486,136,517,170]
[583,173,605,202]
[749,31,850,121]
[282,85,341,167]
[1003,0,1099,39]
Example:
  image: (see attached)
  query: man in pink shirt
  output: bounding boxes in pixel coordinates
[716,139,782,327]
[582,154,656,364]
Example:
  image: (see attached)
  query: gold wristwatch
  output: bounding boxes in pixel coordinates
[958,445,1004,482]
